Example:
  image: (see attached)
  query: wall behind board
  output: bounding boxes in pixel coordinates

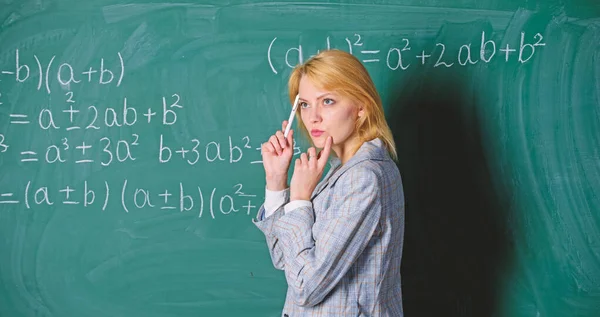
[0,1,599,316]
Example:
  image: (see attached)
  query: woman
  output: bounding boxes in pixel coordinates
[253,49,405,316]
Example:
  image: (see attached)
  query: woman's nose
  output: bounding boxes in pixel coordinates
[309,106,322,123]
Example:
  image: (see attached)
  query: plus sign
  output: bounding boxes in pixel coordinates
[82,67,97,82]
[500,44,516,62]
[243,200,256,215]
[176,147,188,158]
[416,51,431,65]
[144,108,157,123]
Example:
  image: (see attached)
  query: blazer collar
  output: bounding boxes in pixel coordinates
[311,138,388,200]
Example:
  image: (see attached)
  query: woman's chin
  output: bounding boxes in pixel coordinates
[311,139,324,148]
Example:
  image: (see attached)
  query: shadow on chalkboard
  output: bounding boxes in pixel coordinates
[387,68,513,316]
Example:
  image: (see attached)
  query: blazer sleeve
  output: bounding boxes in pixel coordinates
[272,164,382,307]
[252,189,290,271]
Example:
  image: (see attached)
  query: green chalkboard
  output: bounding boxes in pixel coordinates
[1,1,599,316]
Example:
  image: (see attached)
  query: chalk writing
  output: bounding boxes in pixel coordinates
[5,180,259,218]
[0,50,124,94]
[267,31,546,74]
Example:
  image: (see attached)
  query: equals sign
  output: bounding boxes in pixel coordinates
[20,151,38,162]
[10,114,29,124]
[361,50,381,63]
[0,193,19,204]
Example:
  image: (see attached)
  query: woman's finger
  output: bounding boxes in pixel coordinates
[300,152,308,165]
[307,147,317,166]
[317,136,333,168]
[269,135,282,155]
[275,130,287,149]
[262,142,274,154]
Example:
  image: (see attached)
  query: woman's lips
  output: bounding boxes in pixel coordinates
[311,130,324,137]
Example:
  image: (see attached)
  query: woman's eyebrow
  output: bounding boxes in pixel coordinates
[299,93,334,102]
[317,92,334,99]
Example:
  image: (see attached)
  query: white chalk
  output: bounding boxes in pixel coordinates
[284,94,300,138]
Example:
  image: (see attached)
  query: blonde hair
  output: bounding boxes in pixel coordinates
[287,49,398,161]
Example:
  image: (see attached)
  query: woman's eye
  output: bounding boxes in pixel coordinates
[300,102,309,109]
[323,98,335,105]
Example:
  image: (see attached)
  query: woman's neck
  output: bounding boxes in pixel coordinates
[333,135,363,165]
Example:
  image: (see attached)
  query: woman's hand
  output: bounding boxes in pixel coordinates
[290,136,333,201]
[262,121,295,191]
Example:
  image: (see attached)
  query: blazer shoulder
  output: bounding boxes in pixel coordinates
[331,159,385,190]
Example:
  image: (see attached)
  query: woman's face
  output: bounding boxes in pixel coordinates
[297,75,363,154]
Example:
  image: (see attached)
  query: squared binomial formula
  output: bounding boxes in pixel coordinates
[0,50,124,94]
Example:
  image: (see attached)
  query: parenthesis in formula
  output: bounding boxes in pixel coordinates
[198,187,216,219]
[25,180,31,209]
[268,37,278,74]
[45,56,55,94]
[103,181,110,211]
[117,52,124,87]
[33,55,43,91]
[121,179,129,213]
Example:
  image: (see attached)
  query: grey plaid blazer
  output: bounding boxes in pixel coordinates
[253,138,405,316]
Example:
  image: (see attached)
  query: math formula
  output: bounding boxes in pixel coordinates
[267,31,546,74]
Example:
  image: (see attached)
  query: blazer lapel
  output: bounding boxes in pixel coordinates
[310,158,341,200]
[310,138,387,200]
